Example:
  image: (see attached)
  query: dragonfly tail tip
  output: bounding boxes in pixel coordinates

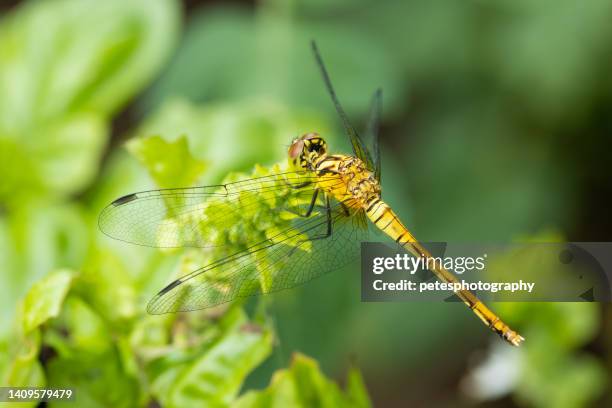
[509,333,525,347]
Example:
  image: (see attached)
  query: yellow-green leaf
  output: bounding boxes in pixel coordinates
[21,270,73,334]
[127,135,207,190]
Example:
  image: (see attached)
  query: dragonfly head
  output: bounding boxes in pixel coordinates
[288,132,327,169]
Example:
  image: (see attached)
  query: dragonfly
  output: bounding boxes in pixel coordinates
[99,41,524,346]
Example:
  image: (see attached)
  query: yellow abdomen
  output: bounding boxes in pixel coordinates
[309,153,524,346]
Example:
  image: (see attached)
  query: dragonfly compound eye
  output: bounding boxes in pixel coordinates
[288,139,305,160]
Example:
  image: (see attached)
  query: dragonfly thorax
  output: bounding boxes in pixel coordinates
[334,155,381,209]
[311,153,381,210]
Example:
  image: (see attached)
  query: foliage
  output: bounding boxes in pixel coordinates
[0,1,370,407]
[0,0,180,329]
[127,135,207,190]
[235,353,370,408]
[0,0,179,204]
[496,302,606,408]
[1,0,611,407]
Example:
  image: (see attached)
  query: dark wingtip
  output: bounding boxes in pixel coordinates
[158,279,182,295]
[147,279,182,315]
[111,193,138,206]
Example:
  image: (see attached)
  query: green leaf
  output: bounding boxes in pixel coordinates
[170,328,273,407]
[44,296,112,358]
[77,248,139,326]
[150,308,274,408]
[127,135,207,190]
[345,365,371,408]
[0,202,89,338]
[46,348,140,408]
[32,114,107,197]
[0,0,180,122]
[1,270,75,403]
[0,0,180,201]
[0,138,42,205]
[234,353,371,408]
[2,330,45,397]
[21,270,73,334]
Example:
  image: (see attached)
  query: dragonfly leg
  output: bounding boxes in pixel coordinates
[285,189,325,218]
[310,195,332,239]
[303,189,320,217]
[288,195,333,257]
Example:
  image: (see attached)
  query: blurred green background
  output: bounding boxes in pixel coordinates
[1,0,611,407]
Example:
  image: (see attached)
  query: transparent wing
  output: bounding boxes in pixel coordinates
[364,89,382,182]
[147,203,368,314]
[99,171,342,248]
[311,41,375,172]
